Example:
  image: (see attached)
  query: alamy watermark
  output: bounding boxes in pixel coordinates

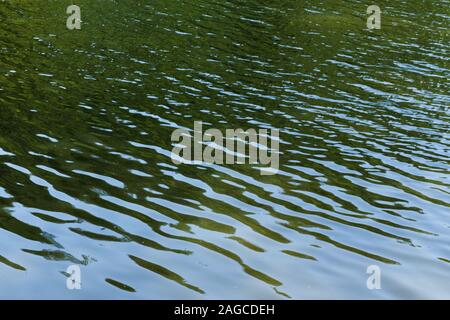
[66,264,82,290]
[170,121,280,175]
[367,5,382,30]
[66,5,81,30]
[34,4,380,31]
[366,265,382,290]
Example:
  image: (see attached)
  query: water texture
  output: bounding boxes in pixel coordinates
[0,0,449,299]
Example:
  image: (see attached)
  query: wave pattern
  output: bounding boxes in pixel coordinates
[0,0,449,298]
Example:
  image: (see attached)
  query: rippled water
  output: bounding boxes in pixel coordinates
[0,0,449,299]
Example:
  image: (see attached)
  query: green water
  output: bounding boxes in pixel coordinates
[0,0,449,299]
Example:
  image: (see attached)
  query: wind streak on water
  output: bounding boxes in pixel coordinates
[0,0,448,298]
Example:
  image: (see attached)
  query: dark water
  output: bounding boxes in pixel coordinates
[0,0,449,299]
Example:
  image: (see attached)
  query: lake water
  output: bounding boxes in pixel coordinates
[0,0,449,299]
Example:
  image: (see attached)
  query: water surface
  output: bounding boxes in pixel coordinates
[0,0,449,299]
